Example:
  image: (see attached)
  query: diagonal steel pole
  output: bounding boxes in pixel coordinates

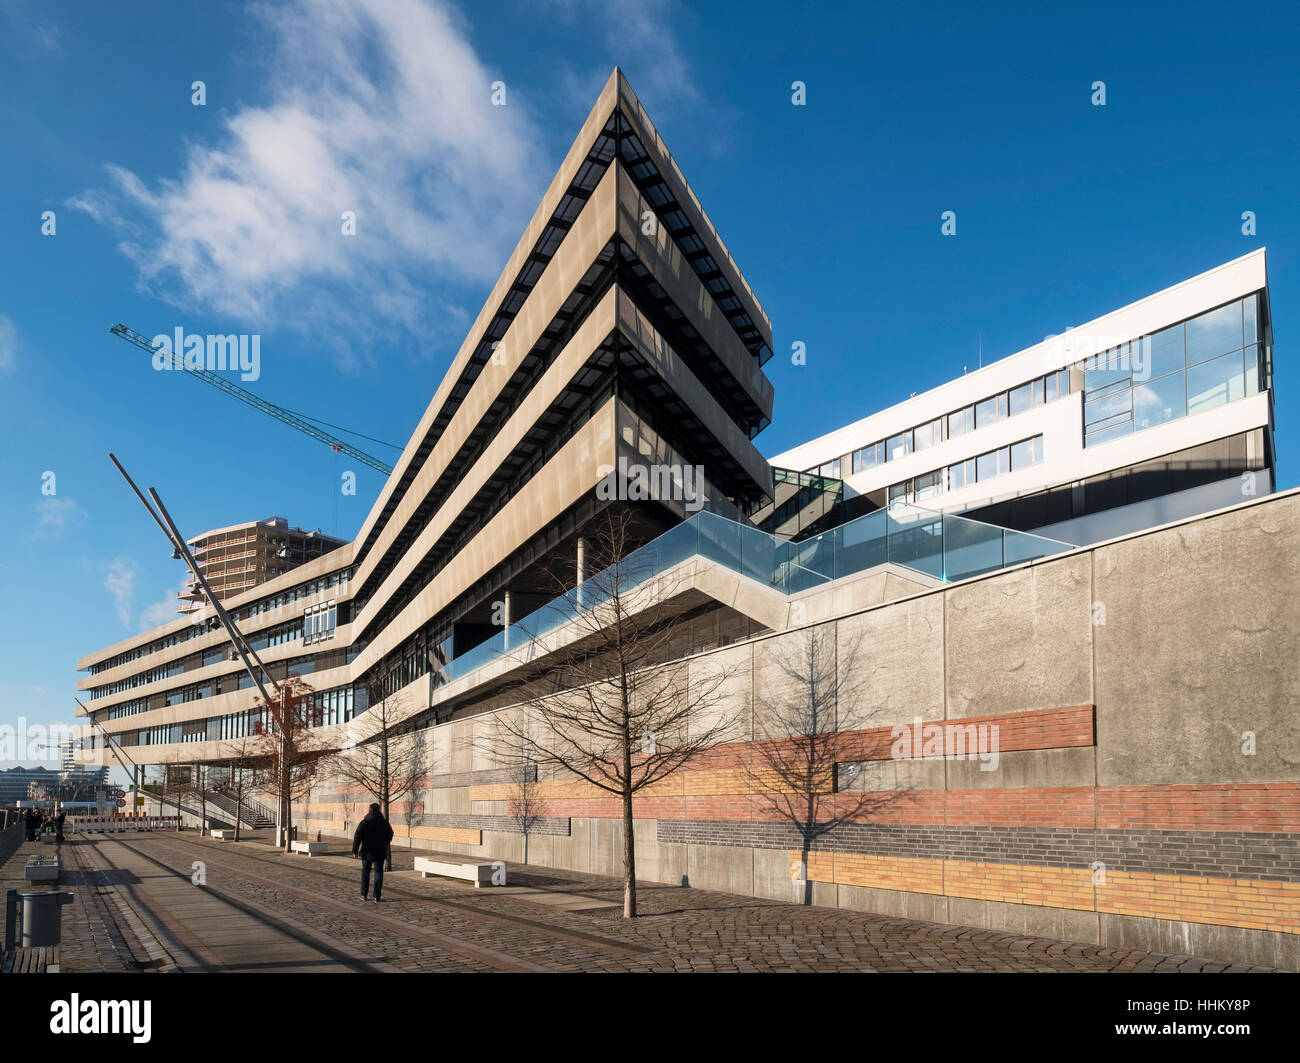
[108,454,292,845]
[147,484,294,845]
[108,454,278,702]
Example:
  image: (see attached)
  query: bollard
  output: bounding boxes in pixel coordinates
[19,890,73,948]
[4,889,18,951]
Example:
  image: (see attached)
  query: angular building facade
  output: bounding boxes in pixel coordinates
[75,73,1298,970]
[77,70,779,768]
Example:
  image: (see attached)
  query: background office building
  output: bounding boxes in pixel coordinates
[772,249,1275,546]
[177,516,346,615]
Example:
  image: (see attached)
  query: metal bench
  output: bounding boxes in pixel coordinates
[289,841,330,857]
[413,856,501,887]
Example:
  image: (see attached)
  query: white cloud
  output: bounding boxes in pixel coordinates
[72,0,547,356]
[33,497,83,539]
[0,315,15,373]
[139,575,191,631]
[104,559,140,627]
[545,0,701,117]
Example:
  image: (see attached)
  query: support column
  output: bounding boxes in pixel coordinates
[502,589,513,651]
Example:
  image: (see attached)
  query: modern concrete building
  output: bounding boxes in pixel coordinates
[772,249,1275,545]
[77,68,780,764]
[177,516,346,615]
[74,72,1296,969]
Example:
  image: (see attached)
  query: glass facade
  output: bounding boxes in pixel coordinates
[1082,295,1264,447]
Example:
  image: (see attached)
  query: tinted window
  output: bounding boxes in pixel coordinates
[1010,438,1037,470]
[1146,325,1185,380]
[1132,373,1186,431]
[1185,302,1243,365]
[1187,349,1244,414]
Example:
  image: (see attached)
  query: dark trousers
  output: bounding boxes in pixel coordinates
[361,854,384,898]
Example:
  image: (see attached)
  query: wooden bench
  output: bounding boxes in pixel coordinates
[289,841,330,857]
[413,856,501,887]
[0,946,60,974]
[25,856,59,883]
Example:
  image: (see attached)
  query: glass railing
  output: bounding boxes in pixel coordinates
[440,504,1073,685]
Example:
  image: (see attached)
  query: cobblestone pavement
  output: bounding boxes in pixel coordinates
[10,830,1275,974]
[0,828,134,973]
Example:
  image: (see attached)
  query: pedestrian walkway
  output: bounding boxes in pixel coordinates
[1,829,1276,974]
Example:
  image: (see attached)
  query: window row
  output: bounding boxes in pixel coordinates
[834,370,1069,479]
[236,568,351,622]
[107,698,149,720]
[1084,346,1263,446]
[888,435,1044,504]
[90,658,186,699]
[89,628,195,675]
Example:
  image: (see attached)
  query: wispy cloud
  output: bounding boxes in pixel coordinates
[103,559,139,627]
[545,0,701,119]
[0,315,16,373]
[33,497,83,539]
[139,576,190,631]
[0,0,60,51]
[71,0,547,362]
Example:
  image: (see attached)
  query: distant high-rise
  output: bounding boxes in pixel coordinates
[177,516,346,614]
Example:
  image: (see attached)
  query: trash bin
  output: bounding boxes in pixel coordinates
[19,890,73,947]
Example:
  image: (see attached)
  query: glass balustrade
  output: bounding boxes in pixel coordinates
[441,503,1073,684]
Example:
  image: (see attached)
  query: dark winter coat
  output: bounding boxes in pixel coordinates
[352,810,393,860]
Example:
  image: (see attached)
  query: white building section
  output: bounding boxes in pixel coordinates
[772,250,1274,544]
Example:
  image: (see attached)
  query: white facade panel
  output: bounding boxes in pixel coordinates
[772,249,1270,479]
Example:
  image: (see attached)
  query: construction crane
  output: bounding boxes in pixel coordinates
[110,323,395,475]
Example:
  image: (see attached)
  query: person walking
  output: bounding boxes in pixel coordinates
[24,808,39,841]
[351,803,393,902]
[54,809,67,843]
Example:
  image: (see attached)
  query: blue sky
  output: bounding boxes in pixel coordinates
[1,0,1296,770]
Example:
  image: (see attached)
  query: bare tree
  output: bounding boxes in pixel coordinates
[332,687,425,870]
[743,623,910,905]
[181,762,218,835]
[146,765,184,830]
[486,508,744,918]
[506,754,547,865]
[248,675,330,852]
[340,787,358,839]
[221,733,271,842]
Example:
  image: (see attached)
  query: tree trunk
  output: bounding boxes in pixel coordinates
[232,772,242,842]
[622,788,637,918]
[801,839,812,907]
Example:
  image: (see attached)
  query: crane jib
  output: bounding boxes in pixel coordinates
[109,323,394,476]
